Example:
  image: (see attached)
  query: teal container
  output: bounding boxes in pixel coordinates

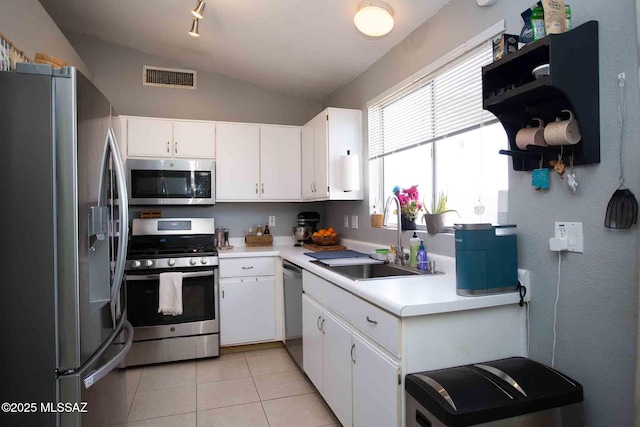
[454,224,518,296]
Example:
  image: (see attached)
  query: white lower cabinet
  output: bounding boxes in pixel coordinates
[352,333,400,427]
[220,276,275,345]
[302,295,324,392]
[322,311,353,427]
[302,292,399,427]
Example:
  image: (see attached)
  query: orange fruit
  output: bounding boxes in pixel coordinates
[312,232,319,237]
[330,232,337,237]
[328,227,335,233]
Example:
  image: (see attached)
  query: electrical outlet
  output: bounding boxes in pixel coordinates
[618,72,626,87]
[268,216,276,227]
[344,215,349,228]
[555,222,583,253]
[351,215,358,229]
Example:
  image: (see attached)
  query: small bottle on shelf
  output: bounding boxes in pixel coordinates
[264,222,271,235]
[256,224,263,236]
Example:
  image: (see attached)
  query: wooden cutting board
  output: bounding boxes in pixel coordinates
[303,243,347,252]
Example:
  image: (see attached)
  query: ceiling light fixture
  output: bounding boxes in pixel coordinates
[191,0,206,19]
[188,19,200,37]
[354,1,395,37]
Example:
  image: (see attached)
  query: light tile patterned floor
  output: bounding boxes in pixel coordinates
[120,347,341,427]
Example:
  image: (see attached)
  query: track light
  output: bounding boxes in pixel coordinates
[189,19,200,37]
[191,0,206,20]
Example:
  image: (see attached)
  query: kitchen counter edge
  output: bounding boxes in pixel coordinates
[218,244,528,318]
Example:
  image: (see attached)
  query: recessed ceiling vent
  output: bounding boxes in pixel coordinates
[143,66,197,89]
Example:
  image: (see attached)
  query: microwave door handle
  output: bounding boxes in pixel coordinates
[125,270,215,281]
[106,127,129,319]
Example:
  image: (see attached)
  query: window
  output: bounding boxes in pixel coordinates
[368,39,508,227]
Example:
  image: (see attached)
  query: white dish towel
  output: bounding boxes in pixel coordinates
[158,272,183,316]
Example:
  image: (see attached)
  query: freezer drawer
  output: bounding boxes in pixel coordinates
[405,357,583,427]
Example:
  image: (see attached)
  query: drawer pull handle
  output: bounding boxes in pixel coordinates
[366,316,378,325]
[317,316,322,331]
[166,141,170,153]
[351,343,356,364]
[241,266,254,270]
[321,318,325,334]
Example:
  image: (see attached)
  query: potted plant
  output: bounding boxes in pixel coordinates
[422,191,457,234]
[392,185,423,230]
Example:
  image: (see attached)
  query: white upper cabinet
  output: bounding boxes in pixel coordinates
[260,126,301,200]
[126,116,215,159]
[216,123,261,200]
[216,123,302,202]
[301,107,363,201]
[301,121,315,199]
[173,121,215,158]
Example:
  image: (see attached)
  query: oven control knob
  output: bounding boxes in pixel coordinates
[168,258,176,267]
[132,260,141,269]
[144,260,153,268]
[200,257,208,265]
[190,257,197,266]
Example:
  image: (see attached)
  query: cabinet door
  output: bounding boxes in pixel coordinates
[260,126,301,200]
[301,121,315,199]
[323,311,353,427]
[173,121,215,159]
[127,117,173,158]
[313,113,329,198]
[220,277,275,345]
[302,295,324,393]
[353,334,401,427]
[216,123,260,200]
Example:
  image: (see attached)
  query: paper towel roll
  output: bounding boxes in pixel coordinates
[340,151,360,192]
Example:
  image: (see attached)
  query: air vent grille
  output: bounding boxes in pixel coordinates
[143,66,196,89]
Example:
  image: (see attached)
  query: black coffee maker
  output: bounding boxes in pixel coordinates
[293,212,320,246]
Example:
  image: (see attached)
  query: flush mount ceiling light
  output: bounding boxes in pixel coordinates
[191,0,206,19]
[354,1,395,37]
[188,19,200,37]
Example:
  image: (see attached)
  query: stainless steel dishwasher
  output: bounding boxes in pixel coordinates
[283,260,303,369]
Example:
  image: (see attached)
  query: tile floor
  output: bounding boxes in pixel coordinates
[121,347,341,427]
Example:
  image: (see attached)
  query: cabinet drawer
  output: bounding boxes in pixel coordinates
[220,257,274,277]
[302,270,325,301]
[351,297,400,356]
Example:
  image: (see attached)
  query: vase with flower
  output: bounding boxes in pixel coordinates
[392,185,423,230]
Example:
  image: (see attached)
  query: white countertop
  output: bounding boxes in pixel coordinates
[218,238,530,318]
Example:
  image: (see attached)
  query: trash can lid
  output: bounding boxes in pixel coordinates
[405,357,583,427]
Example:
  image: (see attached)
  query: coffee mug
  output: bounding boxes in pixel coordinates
[544,110,581,146]
[516,118,546,150]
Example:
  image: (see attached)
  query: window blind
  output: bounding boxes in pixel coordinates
[369,41,494,160]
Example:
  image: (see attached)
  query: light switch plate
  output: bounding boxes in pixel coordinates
[351,215,358,229]
[555,222,583,253]
[268,216,276,227]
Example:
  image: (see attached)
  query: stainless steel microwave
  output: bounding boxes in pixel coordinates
[126,159,215,205]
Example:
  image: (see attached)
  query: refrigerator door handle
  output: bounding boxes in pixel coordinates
[107,127,129,313]
[83,319,133,389]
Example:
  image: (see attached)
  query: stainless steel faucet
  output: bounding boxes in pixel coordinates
[383,195,408,266]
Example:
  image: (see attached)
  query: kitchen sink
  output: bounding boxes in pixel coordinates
[311,260,443,281]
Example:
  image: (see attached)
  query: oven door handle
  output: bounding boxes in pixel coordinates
[125,271,215,281]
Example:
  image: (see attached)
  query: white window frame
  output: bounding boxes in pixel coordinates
[367,21,507,230]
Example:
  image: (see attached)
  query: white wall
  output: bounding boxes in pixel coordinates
[323,0,640,425]
[0,0,92,78]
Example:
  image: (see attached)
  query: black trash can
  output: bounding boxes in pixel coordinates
[405,357,583,427]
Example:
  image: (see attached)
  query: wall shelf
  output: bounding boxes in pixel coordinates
[483,21,600,171]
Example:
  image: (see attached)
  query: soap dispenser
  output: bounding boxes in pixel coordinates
[416,240,428,271]
[409,232,420,267]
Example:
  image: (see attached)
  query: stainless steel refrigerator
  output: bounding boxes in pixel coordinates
[0,64,132,426]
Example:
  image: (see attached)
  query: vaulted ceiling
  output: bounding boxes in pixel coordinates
[39,0,449,101]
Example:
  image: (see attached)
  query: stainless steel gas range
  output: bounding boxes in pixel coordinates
[122,218,219,367]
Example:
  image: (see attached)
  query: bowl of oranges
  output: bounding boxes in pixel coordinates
[311,227,339,246]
